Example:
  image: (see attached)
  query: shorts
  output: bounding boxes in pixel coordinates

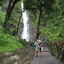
[35,48,38,51]
[39,48,41,51]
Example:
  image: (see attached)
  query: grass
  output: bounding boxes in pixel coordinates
[0,30,24,52]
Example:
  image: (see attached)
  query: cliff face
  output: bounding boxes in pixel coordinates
[28,12,38,40]
[18,10,37,41]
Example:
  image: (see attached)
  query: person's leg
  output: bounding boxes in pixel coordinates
[35,48,37,56]
[39,48,42,56]
[38,47,40,56]
[35,48,39,57]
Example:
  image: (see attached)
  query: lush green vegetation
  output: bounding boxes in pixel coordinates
[8,1,22,35]
[23,0,64,61]
[0,0,5,6]
[0,11,5,25]
[0,13,23,52]
[0,1,24,52]
[40,0,64,61]
[0,0,64,61]
[0,32,23,52]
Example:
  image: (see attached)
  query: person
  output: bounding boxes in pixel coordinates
[37,40,43,56]
[38,40,42,52]
[34,39,39,57]
[39,41,43,52]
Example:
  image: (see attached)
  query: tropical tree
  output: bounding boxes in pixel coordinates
[3,0,20,29]
[0,0,5,6]
[24,0,55,39]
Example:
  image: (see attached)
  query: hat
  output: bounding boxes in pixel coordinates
[37,40,42,42]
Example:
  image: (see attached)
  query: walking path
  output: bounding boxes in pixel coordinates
[31,47,62,64]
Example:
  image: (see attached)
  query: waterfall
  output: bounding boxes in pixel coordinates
[21,1,30,41]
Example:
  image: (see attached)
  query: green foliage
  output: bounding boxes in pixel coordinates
[0,30,23,52]
[40,0,64,41]
[0,0,5,6]
[40,0,64,61]
[7,1,22,35]
[0,11,5,25]
[0,1,24,52]
[24,0,55,14]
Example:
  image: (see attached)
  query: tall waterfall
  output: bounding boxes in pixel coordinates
[21,1,30,41]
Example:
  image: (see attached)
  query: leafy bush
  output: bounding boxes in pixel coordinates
[0,32,23,52]
[0,11,5,25]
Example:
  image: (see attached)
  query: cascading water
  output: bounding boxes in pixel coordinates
[21,1,30,41]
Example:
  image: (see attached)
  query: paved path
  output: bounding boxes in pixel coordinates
[31,47,62,64]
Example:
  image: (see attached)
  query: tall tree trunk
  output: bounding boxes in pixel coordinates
[3,0,19,29]
[36,10,42,39]
[16,12,22,35]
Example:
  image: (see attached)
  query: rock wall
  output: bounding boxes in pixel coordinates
[0,46,34,64]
